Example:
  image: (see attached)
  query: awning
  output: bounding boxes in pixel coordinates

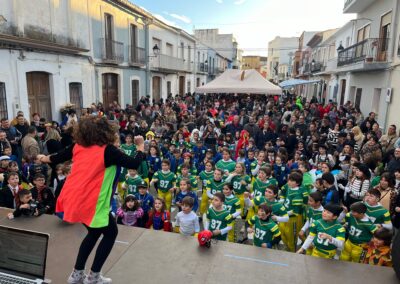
[279,79,321,89]
[195,69,282,95]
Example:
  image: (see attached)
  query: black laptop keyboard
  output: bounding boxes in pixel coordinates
[0,273,37,284]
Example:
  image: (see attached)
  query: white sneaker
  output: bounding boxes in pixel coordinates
[83,271,112,284]
[67,269,86,284]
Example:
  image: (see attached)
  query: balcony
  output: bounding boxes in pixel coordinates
[343,0,375,13]
[337,38,390,72]
[197,63,207,73]
[101,38,124,64]
[151,54,188,72]
[129,46,146,66]
[310,61,324,73]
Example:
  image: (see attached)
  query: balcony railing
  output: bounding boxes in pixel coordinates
[311,61,323,73]
[101,38,124,64]
[129,46,146,65]
[152,54,185,71]
[338,38,390,67]
[197,63,207,72]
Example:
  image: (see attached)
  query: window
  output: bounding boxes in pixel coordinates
[0,83,8,119]
[131,80,139,107]
[130,24,137,62]
[187,81,191,93]
[104,13,113,40]
[69,83,83,117]
[167,81,171,96]
[379,12,392,61]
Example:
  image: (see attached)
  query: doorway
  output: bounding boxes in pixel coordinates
[179,76,185,96]
[355,88,362,109]
[340,79,346,106]
[102,73,119,110]
[26,72,52,120]
[152,76,161,103]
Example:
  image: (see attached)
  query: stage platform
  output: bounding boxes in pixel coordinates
[0,208,397,284]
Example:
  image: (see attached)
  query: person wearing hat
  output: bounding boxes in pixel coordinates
[0,155,10,176]
[297,203,345,259]
[309,143,335,169]
[135,180,154,228]
[359,134,382,167]
[343,162,371,208]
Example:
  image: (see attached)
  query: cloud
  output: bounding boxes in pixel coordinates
[153,14,179,28]
[162,11,192,24]
[216,0,223,3]
[234,0,246,4]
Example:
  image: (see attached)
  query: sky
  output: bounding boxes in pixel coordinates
[130,0,355,56]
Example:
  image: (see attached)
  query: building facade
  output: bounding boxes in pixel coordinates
[0,0,232,121]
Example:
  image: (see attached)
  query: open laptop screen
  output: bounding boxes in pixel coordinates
[0,226,48,279]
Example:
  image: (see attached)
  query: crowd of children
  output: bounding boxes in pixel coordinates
[0,92,399,271]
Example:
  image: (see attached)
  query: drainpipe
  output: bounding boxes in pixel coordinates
[145,19,151,97]
[383,0,399,132]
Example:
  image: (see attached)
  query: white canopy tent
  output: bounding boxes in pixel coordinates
[195,69,282,95]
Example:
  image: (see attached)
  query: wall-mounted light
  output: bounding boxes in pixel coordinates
[152,44,160,56]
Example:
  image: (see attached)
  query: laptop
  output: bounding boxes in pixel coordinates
[0,226,49,284]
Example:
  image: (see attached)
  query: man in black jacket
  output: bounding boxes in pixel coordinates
[256,123,277,150]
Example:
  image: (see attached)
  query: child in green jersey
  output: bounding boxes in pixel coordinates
[151,159,177,211]
[122,168,144,199]
[244,185,289,224]
[206,192,234,241]
[198,161,214,216]
[176,163,198,192]
[223,183,241,242]
[206,169,225,200]
[247,203,281,248]
[225,162,251,213]
[297,203,345,259]
[215,147,236,175]
[299,191,324,255]
[364,188,392,230]
[280,172,304,252]
[340,202,377,262]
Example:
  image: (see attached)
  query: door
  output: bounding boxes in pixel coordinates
[340,79,346,106]
[130,24,137,62]
[69,83,83,117]
[379,12,392,61]
[179,76,185,96]
[167,81,171,96]
[152,76,161,103]
[104,13,114,59]
[102,73,119,110]
[355,88,362,109]
[0,82,7,119]
[131,80,139,107]
[26,72,52,120]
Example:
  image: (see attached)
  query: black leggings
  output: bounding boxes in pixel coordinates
[75,213,118,272]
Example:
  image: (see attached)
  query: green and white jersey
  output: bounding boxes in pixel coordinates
[253,197,287,217]
[365,203,391,225]
[206,179,225,195]
[224,195,241,216]
[344,213,377,245]
[153,171,177,193]
[206,207,233,241]
[252,178,269,198]
[176,174,198,190]
[199,170,214,187]
[282,187,303,215]
[231,174,251,195]
[280,184,309,205]
[119,144,137,181]
[309,219,345,251]
[216,159,236,174]
[248,216,281,247]
[306,206,323,226]
[123,175,144,197]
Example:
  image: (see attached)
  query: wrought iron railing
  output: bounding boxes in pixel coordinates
[101,38,124,63]
[152,54,185,71]
[338,38,390,66]
[129,46,146,65]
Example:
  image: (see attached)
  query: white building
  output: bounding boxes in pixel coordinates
[267,36,299,81]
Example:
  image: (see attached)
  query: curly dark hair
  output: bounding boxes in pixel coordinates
[73,116,117,147]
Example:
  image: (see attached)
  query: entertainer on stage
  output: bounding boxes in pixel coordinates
[38,116,145,284]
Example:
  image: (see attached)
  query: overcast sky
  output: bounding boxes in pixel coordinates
[131,0,355,56]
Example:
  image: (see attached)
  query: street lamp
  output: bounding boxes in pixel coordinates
[152,44,160,57]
